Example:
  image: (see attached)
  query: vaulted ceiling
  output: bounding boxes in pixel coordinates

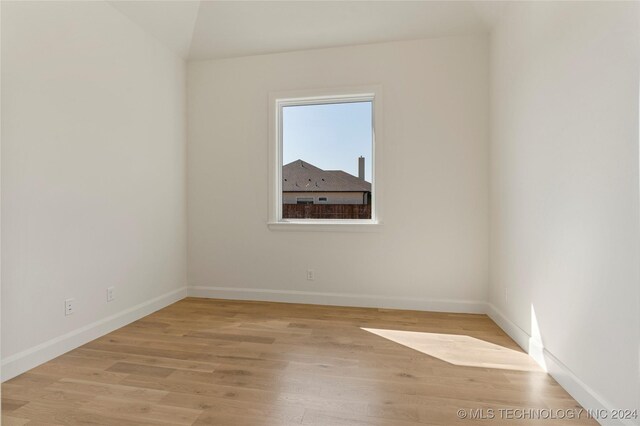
[109,1,491,61]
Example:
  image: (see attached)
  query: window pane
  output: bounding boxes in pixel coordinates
[282,101,373,220]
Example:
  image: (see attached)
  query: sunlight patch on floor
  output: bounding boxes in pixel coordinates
[361,328,542,372]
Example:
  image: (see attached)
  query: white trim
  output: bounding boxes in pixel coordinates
[188,286,485,313]
[486,303,632,426]
[2,283,624,425]
[1,286,187,382]
[268,220,382,232]
[268,85,383,228]
[485,303,532,355]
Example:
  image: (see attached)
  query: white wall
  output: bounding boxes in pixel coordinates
[1,1,187,380]
[3,1,638,416]
[488,1,640,415]
[188,36,489,311]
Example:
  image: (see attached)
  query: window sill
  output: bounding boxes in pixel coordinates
[267,220,382,232]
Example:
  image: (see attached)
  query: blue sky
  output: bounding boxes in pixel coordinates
[282,101,372,182]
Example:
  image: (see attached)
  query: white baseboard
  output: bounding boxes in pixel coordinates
[486,303,632,426]
[1,286,187,382]
[188,285,486,314]
[3,284,629,426]
[485,303,532,353]
[188,286,630,425]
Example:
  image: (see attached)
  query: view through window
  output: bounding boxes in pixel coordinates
[281,100,373,220]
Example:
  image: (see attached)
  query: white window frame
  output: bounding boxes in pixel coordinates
[268,86,383,231]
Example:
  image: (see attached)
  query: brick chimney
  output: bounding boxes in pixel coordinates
[358,156,365,180]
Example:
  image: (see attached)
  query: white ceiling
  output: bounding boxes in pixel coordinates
[109,1,490,61]
[108,1,201,58]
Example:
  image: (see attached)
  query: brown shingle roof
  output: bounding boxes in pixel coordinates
[282,160,371,192]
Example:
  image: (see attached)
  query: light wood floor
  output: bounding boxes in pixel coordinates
[2,298,595,425]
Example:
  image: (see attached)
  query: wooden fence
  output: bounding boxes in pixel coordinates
[283,204,371,219]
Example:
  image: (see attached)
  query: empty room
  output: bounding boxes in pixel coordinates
[1,1,639,425]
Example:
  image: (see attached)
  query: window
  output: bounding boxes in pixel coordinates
[269,87,380,227]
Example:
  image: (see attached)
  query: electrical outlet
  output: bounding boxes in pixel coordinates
[107,286,115,302]
[306,269,315,281]
[65,298,75,316]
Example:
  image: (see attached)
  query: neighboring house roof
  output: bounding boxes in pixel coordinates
[283,160,371,192]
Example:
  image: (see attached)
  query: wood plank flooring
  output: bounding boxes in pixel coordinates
[2,298,596,425]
